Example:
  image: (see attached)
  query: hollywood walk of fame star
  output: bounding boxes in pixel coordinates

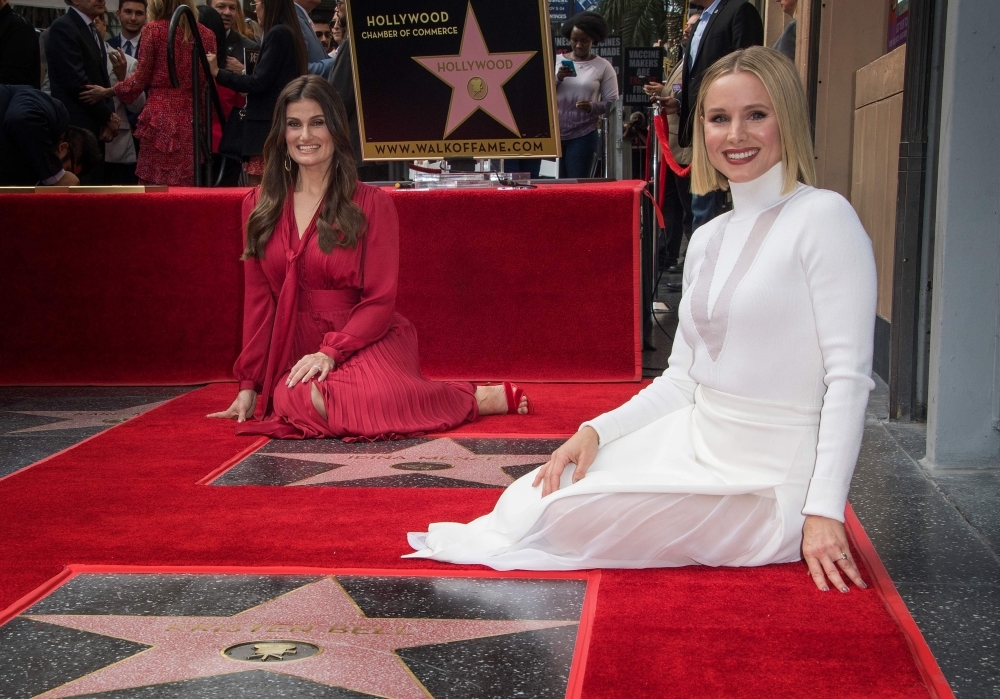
[413,4,535,137]
[7,401,167,434]
[25,576,576,699]
[272,438,549,487]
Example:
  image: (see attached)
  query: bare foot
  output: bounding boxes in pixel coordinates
[475,385,529,416]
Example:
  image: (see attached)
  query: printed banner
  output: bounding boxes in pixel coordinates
[622,48,663,107]
[346,0,560,160]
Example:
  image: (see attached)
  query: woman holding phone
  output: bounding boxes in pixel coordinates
[207,0,307,183]
[554,12,618,178]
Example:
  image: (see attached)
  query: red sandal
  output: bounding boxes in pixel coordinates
[502,381,531,415]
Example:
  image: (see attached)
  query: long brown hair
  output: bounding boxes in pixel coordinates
[260,0,308,77]
[231,0,256,41]
[244,76,365,259]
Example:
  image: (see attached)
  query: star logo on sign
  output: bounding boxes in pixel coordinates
[414,4,535,137]
[7,401,166,433]
[25,576,576,699]
[274,438,549,487]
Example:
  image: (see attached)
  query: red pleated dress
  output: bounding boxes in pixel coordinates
[233,183,478,439]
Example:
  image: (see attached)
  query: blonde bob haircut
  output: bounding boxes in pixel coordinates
[690,46,816,196]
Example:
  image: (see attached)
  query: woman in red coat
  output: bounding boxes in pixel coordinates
[209,76,528,439]
[82,0,216,185]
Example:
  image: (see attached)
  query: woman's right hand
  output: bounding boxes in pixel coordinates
[206,53,219,77]
[207,389,258,422]
[532,426,599,497]
[642,81,664,97]
[556,65,573,82]
[653,95,680,115]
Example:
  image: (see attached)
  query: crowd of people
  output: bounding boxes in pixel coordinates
[0,0,349,186]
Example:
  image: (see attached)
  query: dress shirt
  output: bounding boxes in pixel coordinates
[70,6,102,51]
[119,35,138,57]
[688,0,722,67]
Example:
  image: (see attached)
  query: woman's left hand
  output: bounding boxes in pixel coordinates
[802,515,867,593]
[80,85,114,104]
[576,100,592,113]
[286,352,336,387]
[206,53,219,77]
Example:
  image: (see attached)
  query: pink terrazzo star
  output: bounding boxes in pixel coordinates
[414,4,535,137]
[277,438,549,487]
[26,576,576,699]
[9,401,166,433]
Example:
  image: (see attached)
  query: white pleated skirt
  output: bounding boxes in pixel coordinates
[405,385,821,570]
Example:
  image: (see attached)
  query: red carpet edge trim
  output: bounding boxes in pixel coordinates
[195,436,269,485]
[566,570,602,699]
[0,564,601,699]
[0,566,75,627]
[845,504,955,699]
[632,185,643,381]
[0,390,195,485]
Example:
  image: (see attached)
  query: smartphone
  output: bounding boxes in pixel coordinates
[560,59,577,77]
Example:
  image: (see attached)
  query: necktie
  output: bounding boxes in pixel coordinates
[123,40,133,57]
[90,22,102,50]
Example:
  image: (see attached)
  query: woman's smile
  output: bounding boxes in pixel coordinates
[723,147,761,164]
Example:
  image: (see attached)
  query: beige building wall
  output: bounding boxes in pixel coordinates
[762,0,792,48]
[813,0,891,198]
[851,46,906,321]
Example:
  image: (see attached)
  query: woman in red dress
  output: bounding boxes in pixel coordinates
[209,76,528,439]
[82,0,216,185]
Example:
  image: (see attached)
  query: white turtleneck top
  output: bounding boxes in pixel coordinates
[585,163,877,522]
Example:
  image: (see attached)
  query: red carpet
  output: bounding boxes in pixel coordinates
[0,386,945,698]
[0,183,642,385]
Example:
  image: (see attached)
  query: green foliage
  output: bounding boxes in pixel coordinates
[599,0,687,47]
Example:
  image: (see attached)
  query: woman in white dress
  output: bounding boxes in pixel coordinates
[407,47,876,595]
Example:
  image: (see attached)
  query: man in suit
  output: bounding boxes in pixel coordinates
[107,0,145,58]
[293,0,333,77]
[107,0,145,149]
[45,0,119,146]
[666,0,763,228]
[212,0,258,69]
[0,84,100,185]
[0,0,41,88]
[327,0,385,181]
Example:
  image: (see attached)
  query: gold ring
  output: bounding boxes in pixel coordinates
[839,552,848,560]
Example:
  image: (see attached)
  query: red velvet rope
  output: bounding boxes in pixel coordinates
[653,112,692,178]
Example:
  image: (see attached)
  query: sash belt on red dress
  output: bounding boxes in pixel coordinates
[297,288,361,312]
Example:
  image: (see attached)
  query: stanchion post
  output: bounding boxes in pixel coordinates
[191,42,201,187]
[641,104,660,350]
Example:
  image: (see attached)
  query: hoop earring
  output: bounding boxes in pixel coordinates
[284,153,292,172]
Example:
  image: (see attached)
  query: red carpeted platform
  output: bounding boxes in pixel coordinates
[0,387,951,698]
[0,182,643,385]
